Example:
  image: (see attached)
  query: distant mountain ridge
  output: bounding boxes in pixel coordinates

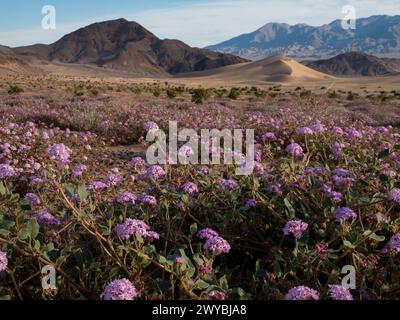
[303,52,400,76]
[207,15,400,61]
[13,18,247,76]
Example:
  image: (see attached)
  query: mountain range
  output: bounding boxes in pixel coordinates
[303,52,400,76]
[207,15,400,61]
[1,17,399,79]
[12,18,247,76]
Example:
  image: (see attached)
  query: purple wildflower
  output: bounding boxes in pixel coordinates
[143,121,159,132]
[245,199,258,209]
[36,211,61,227]
[87,181,109,191]
[327,191,343,203]
[198,262,212,275]
[203,236,231,255]
[105,172,122,187]
[0,164,17,179]
[0,250,8,272]
[197,228,219,240]
[131,157,146,172]
[102,279,139,300]
[138,194,157,206]
[388,188,400,205]
[47,143,72,167]
[386,233,400,253]
[334,207,357,221]
[175,257,185,265]
[217,178,238,190]
[25,193,41,206]
[207,291,227,300]
[116,218,159,241]
[328,285,353,300]
[297,127,314,136]
[71,164,87,179]
[116,192,137,205]
[332,143,345,160]
[182,182,198,195]
[261,132,277,142]
[332,127,344,136]
[145,165,165,181]
[286,143,304,158]
[285,286,319,300]
[283,220,308,240]
[346,128,362,140]
[311,123,327,133]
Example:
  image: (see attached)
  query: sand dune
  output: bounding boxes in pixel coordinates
[177,54,334,84]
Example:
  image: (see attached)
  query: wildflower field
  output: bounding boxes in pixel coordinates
[0,78,399,300]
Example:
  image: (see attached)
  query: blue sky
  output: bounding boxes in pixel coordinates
[0,0,399,48]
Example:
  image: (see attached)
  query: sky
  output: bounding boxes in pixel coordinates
[0,0,399,48]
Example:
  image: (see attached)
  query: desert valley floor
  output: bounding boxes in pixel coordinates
[0,57,400,300]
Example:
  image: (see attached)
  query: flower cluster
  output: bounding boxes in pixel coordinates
[116,219,159,241]
[285,286,320,300]
[334,207,357,221]
[102,279,139,300]
[283,220,308,240]
[36,211,61,227]
[328,285,353,300]
[0,250,8,272]
[47,143,72,167]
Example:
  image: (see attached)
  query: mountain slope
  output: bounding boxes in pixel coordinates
[303,52,400,76]
[207,15,400,60]
[0,45,33,73]
[13,18,247,76]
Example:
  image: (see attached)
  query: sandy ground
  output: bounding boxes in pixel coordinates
[1,55,399,93]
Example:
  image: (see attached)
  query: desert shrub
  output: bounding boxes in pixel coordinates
[73,86,85,97]
[328,90,338,99]
[191,88,210,104]
[166,87,178,99]
[300,90,311,97]
[8,83,24,95]
[228,87,241,100]
[153,88,161,97]
[346,91,355,101]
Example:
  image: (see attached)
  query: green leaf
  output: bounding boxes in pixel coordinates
[34,240,41,251]
[219,275,228,291]
[343,240,356,249]
[363,230,385,242]
[377,149,390,159]
[283,198,296,218]
[78,184,89,202]
[18,228,30,241]
[0,182,6,196]
[394,144,400,151]
[195,279,210,289]
[158,256,167,264]
[0,229,10,237]
[64,183,75,197]
[27,219,40,240]
[190,223,198,236]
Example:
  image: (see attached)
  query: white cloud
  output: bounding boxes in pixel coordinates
[1,0,399,48]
